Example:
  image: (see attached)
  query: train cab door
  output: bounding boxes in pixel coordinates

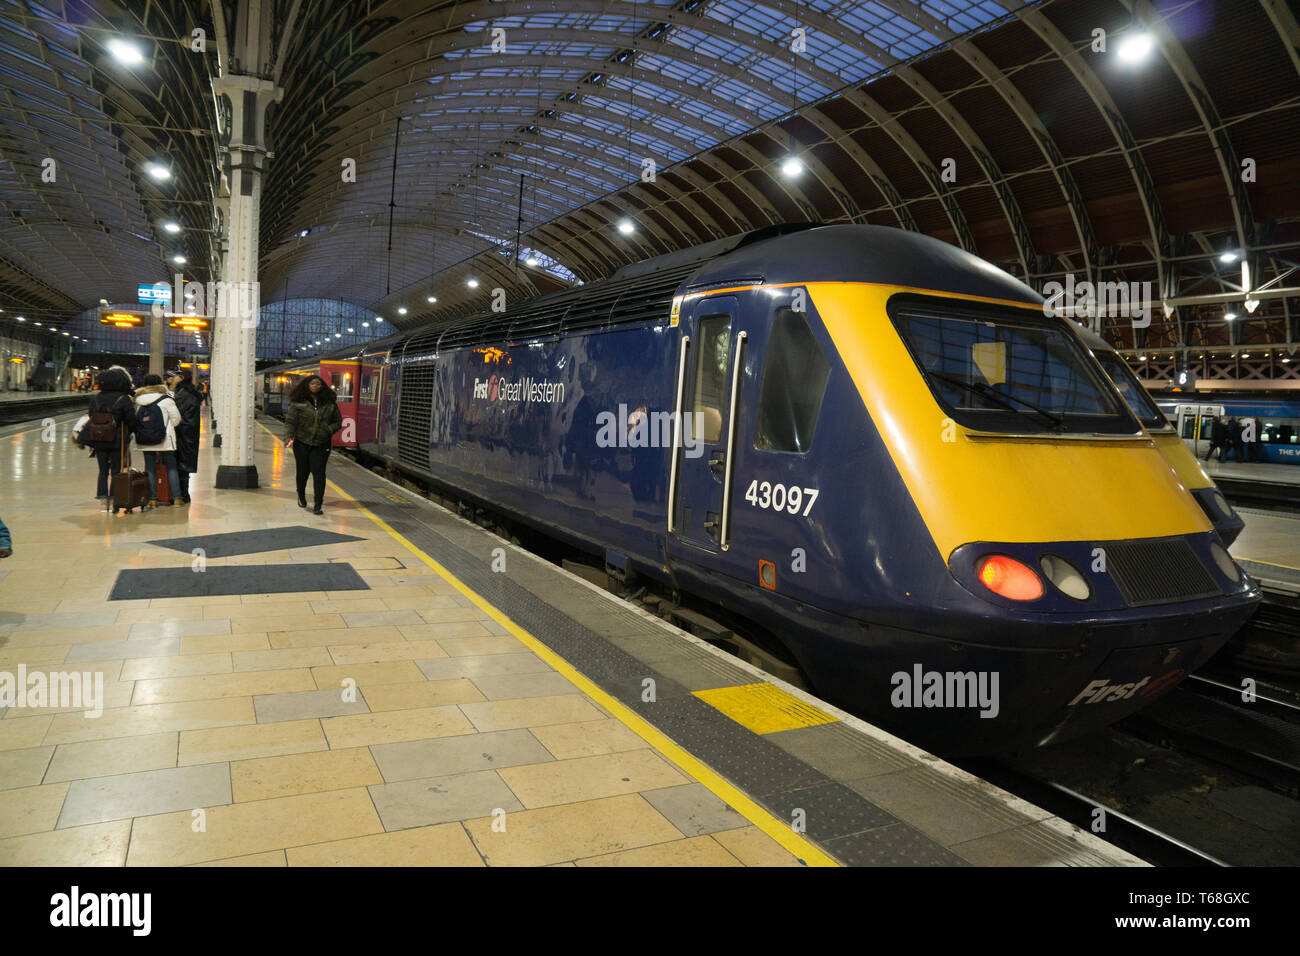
[667,294,748,556]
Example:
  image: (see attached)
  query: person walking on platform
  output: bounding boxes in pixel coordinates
[1206,415,1227,461]
[1230,416,1247,463]
[0,514,11,558]
[133,374,183,508]
[82,366,137,511]
[167,368,203,504]
[284,374,342,515]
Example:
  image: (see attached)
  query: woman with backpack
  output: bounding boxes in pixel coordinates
[82,366,137,511]
[133,374,183,507]
[283,374,343,514]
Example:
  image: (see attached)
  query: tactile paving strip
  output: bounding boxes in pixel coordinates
[108,562,370,600]
[146,525,364,558]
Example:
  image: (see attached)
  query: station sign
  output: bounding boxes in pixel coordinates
[138,284,171,304]
[100,309,147,327]
[169,316,210,331]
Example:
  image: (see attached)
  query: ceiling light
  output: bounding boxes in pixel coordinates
[172,255,186,264]
[617,219,635,236]
[426,295,437,303]
[362,322,370,328]
[16,317,24,322]
[107,38,144,66]
[780,156,804,178]
[34,321,41,326]
[1225,312,1237,320]
[347,327,354,333]
[163,221,181,234]
[397,307,408,315]
[1219,251,1239,263]
[1116,32,1154,63]
[525,256,538,267]
[315,340,322,345]
[62,331,69,336]
[334,333,341,338]
[145,162,171,181]
[299,229,309,238]
[375,317,384,323]
[466,278,479,288]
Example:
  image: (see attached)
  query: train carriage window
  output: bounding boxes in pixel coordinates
[692,315,731,443]
[1180,412,1197,440]
[755,308,830,453]
[334,371,353,402]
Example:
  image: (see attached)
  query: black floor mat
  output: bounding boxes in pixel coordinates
[108,563,370,600]
[146,525,364,558]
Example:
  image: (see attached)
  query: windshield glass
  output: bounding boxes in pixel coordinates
[888,295,1140,436]
[1092,349,1169,429]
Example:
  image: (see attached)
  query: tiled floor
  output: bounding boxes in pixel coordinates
[0,415,794,866]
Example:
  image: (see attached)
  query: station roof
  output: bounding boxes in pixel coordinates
[1,0,1298,355]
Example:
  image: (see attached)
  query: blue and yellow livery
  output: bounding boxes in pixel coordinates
[262,224,1260,754]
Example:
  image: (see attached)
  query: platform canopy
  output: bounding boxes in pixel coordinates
[1,0,1298,361]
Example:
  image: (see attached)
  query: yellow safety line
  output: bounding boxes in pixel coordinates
[1240,555,1300,573]
[256,422,838,866]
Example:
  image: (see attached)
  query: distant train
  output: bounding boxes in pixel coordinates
[260,224,1260,755]
[1153,394,1300,465]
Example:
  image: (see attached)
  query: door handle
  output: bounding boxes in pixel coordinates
[708,450,725,474]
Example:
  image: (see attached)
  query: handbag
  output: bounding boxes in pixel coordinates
[71,414,90,447]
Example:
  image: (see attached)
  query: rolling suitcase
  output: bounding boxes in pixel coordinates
[154,456,173,505]
[112,434,150,514]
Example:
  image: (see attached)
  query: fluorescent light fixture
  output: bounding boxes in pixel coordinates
[1116,32,1154,63]
[108,38,144,65]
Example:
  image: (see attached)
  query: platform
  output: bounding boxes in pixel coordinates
[1205,460,1300,486]
[0,414,1143,867]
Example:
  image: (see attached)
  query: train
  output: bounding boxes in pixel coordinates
[260,223,1260,755]
[1153,394,1300,465]
[1075,327,1245,546]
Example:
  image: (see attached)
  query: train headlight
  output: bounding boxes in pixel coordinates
[1209,542,1241,583]
[1039,554,1092,601]
[977,555,1044,601]
[1209,490,1234,520]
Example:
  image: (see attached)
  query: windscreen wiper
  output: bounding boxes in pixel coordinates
[926,372,1065,430]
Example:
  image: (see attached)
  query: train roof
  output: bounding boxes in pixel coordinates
[268,224,1043,367]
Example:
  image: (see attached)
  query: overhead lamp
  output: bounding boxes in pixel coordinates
[362,322,370,328]
[335,333,342,338]
[107,38,144,66]
[315,340,322,345]
[466,278,479,288]
[145,162,171,181]
[34,321,41,326]
[375,317,384,323]
[172,254,186,264]
[780,156,804,178]
[525,256,538,267]
[426,295,437,303]
[1218,251,1240,264]
[1116,32,1154,63]
[1138,354,1146,360]
[616,219,635,236]
[16,316,24,322]
[1225,312,1237,321]
[347,327,354,333]
[163,221,181,234]
[299,229,309,238]
[62,331,69,336]
[1242,353,1251,358]
[397,307,408,315]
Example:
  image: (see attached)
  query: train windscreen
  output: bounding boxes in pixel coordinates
[1092,350,1168,429]
[888,295,1141,436]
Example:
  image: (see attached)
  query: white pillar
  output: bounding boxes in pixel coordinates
[212,74,281,489]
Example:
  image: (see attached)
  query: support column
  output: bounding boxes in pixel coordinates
[212,73,281,489]
[148,309,165,377]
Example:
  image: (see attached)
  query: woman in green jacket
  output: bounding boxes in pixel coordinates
[283,374,344,514]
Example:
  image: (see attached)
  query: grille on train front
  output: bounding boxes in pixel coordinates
[1104,539,1221,607]
[397,363,435,473]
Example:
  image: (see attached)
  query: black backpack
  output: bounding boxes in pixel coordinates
[135,401,166,445]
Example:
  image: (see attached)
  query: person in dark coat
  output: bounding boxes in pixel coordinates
[83,365,137,510]
[283,374,343,514]
[166,368,203,504]
[1229,417,1245,462]
[1206,416,1227,461]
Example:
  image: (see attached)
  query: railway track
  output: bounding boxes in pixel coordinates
[0,395,86,427]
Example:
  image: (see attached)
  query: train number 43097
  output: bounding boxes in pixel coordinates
[743,480,819,516]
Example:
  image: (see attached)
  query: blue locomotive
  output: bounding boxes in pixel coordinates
[263,224,1260,754]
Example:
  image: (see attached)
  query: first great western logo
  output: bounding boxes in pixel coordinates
[472,374,565,404]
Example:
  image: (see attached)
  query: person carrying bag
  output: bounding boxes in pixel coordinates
[133,374,183,506]
[80,366,137,511]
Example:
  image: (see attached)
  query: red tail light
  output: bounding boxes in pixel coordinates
[978,555,1044,601]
